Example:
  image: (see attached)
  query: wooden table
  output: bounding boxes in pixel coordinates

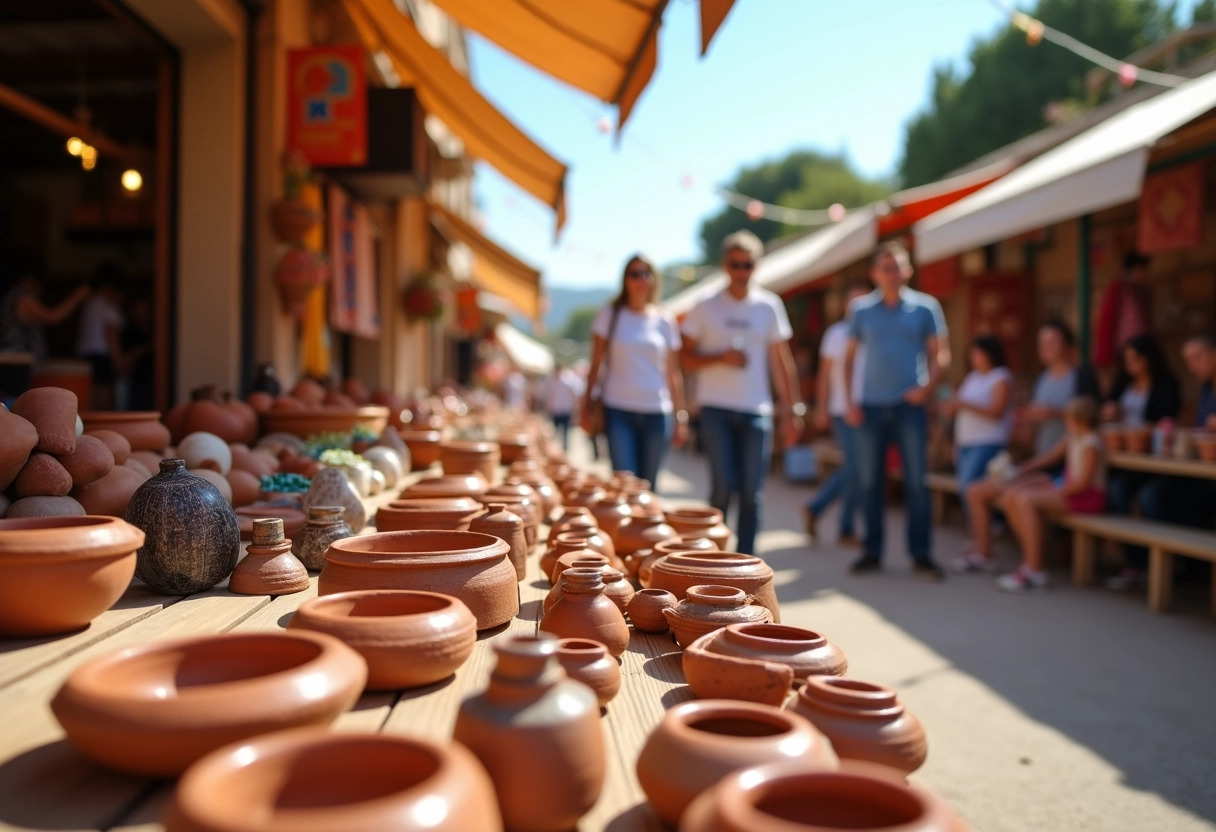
[1107,451,1216,480]
[0,488,685,832]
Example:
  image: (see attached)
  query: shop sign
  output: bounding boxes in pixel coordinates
[455,286,482,333]
[1138,162,1205,254]
[288,46,367,167]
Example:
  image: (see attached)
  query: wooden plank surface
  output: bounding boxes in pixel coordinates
[1107,451,1216,480]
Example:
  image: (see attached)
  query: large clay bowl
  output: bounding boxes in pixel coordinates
[400,472,489,500]
[259,406,390,439]
[665,506,732,550]
[163,728,502,832]
[399,430,443,470]
[649,551,780,622]
[51,630,367,776]
[289,590,477,690]
[79,410,170,452]
[0,515,143,636]
[376,497,482,532]
[694,623,848,686]
[439,440,501,482]
[318,530,518,630]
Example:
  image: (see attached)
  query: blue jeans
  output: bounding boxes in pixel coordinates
[603,406,672,488]
[698,406,773,555]
[955,443,1004,523]
[855,403,931,561]
[551,412,572,450]
[808,416,860,536]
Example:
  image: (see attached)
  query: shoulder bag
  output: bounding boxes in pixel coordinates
[585,304,621,437]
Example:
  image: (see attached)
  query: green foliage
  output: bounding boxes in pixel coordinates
[697,150,890,264]
[560,305,602,344]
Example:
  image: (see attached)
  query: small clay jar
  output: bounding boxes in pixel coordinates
[546,528,621,574]
[470,502,528,582]
[635,699,837,826]
[550,549,610,585]
[551,504,598,537]
[591,492,633,538]
[650,551,781,622]
[302,466,366,533]
[398,429,442,470]
[565,482,607,509]
[788,676,928,775]
[486,480,542,530]
[639,537,716,587]
[540,567,631,657]
[614,508,679,560]
[601,566,635,614]
[291,505,353,571]
[440,440,501,482]
[704,623,848,682]
[665,506,732,550]
[556,637,621,707]
[453,635,604,832]
[375,496,481,533]
[628,588,678,634]
[544,559,622,614]
[663,585,774,648]
[622,483,660,513]
[229,518,310,596]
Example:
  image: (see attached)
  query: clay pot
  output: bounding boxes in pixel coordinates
[258,406,390,439]
[629,588,678,634]
[401,472,488,500]
[507,471,559,517]
[125,459,241,594]
[551,505,598,537]
[289,589,477,690]
[650,551,781,622]
[13,452,73,498]
[635,699,837,826]
[86,429,131,465]
[51,630,367,776]
[439,440,501,482]
[79,410,170,452]
[614,509,679,559]
[54,434,115,488]
[590,492,633,538]
[453,635,604,832]
[303,466,366,533]
[226,469,261,507]
[602,566,635,613]
[376,496,481,533]
[5,495,86,518]
[1125,426,1153,454]
[639,537,717,586]
[666,506,732,550]
[623,484,661,514]
[486,495,539,550]
[470,502,528,582]
[679,761,964,832]
[565,482,607,509]
[1195,433,1216,462]
[12,387,78,454]
[487,478,542,531]
[71,464,147,517]
[696,623,848,684]
[543,556,611,614]
[0,515,143,636]
[229,518,310,596]
[543,528,621,577]
[556,638,621,707]
[789,676,928,775]
[664,585,775,648]
[540,567,630,657]
[0,404,38,490]
[399,429,443,470]
[683,630,796,707]
[164,728,502,832]
[291,505,353,570]
[496,433,532,466]
[268,196,320,243]
[319,530,518,630]
[236,505,307,542]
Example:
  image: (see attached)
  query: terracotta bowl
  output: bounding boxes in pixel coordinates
[649,551,781,622]
[439,440,501,482]
[685,623,848,702]
[399,430,443,470]
[289,590,477,690]
[399,473,489,500]
[259,406,390,439]
[318,530,519,630]
[163,728,502,832]
[0,515,143,637]
[375,497,482,533]
[79,410,170,452]
[496,434,532,466]
[51,630,367,776]
[1194,433,1216,462]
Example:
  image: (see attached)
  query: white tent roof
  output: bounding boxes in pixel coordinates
[494,322,554,375]
[914,69,1216,264]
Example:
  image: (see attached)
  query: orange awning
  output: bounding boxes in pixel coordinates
[345,0,568,231]
[877,160,1015,239]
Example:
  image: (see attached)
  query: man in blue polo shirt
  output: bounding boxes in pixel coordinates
[843,241,950,579]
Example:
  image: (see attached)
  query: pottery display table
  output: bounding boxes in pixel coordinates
[0,488,688,831]
[1106,451,1216,480]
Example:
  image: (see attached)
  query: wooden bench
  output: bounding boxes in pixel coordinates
[1055,513,1216,615]
[810,441,962,524]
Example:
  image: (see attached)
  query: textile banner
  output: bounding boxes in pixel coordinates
[1138,162,1205,254]
[328,185,380,339]
[968,272,1028,373]
[287,46,367,167]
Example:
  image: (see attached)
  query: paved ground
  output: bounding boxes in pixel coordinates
[570,431,1216,832]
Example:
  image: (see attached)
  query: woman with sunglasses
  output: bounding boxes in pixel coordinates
[581,254,688,488]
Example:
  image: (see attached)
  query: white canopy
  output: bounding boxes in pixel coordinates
[494,322,554,375]
[914,69,1216,264]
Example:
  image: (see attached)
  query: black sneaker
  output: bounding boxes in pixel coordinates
[849,555,882,574]
[911,558,946,581]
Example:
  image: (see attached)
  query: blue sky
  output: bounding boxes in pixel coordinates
[466,0,1203,293]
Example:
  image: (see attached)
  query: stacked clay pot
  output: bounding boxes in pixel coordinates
[663,585,774,648]
[650,551,781,621]
[439,440,500,483]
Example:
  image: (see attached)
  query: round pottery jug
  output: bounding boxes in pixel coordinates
[496,433,532,466]
[679,760,964,832]
[650,551,781,622]
[229,518,310,596]
[789,676,928,774]
[551,550,610,585]
[540,567,630,657]
[556,638,621,707]
[289,590,477,690]
[291,505,353,571]
[565,482,607,509]
[399,429,442,470]
[79,410,171,452]
[543,558,613,614]
[486,495,539,551]
[375,496,481,533]
[0,515,143,636]
[51,630,367,776]
[602,566,635,613]
[318,530,518,630]
[663,585,774,648]
[623,484,660,513]
[613,509,678,559]
[470,503,528,582]
[591,492,633,538]
[639,537,717,586]
[508,472,558,517]
[439,440,501,482]
[545,529,621,576]
[703,623,848,681]
[453,635,604,832]
[551,505,598,537]
[125,459,241,594]
[303,467,366,533]
[163,728,503,832]
[665,506,732,550]
[635,699,837,826]
[628,588,678,634]
[400,472,488,500]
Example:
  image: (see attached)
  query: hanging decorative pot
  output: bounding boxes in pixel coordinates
[269,197,320,244]
[402,273,445,321]
[275,248,330,318]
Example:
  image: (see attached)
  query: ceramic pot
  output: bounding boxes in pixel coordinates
[788,676,928,774]
[496,432,532,466]
[486,496,538,550]
[623,484,661,513]
[664,585,775,648]
[1125,426,1153,454]
[543,529,621,578]
[163,728,502,832]
[399,430,442,470]
[303,467,366,533]
[453,634,604,832]
[665,506,732,550]
[258,406,390,439]
[543,557,611,614]
[439,440,501,483]
[650,551,781,622]
[400,472,488,500]
[636,699,837,826]
[51,630,366,776]
[291,505,353,571]
[639,537,717,586]
[679,761,964,832]
[124,459,240,594]
[683,627,795,707]
[540,567,630,657]
[237,505,307,542]
[0,515,142,636]
[79,410,170,452]
[507,471,558,517]
[556,638,621,707]
[699,623,848,682]
[551,505,598,537]
[590,492,633,538]
[318,530,518,630]
[376,496,481,533]
[602,566,635,613]
[229,518,310,596]
[565,482,607,509]
[1195,433,1216,462]
[470,502,528,582]
[289,589,477,690]
[628,588,678,634]
[614,509,679,559]
[1100,424,1125,452]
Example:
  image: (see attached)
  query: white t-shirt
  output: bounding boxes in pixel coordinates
[820,321,866,417]
[1067,432,1107,490]
[502,371,528,410]
[77,295,123,356]
[955,367,1013,447]
[681,286,793,416]
[545,367,584,416]
[591,304,680,414]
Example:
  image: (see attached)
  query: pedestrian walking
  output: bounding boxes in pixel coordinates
[681,230,805,555]
[545,361,584,451]
[844,241,950,579]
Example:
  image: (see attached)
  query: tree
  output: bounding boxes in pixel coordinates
[899,0,1179,187]
[697,150,891,264]
[559,305,601,344]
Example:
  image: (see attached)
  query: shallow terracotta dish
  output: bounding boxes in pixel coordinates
[375,496,482,532]
[259,406,390,439]
[289,590,477,690]
[51,630,367,776]
[78,411,170,452]
[0,515,143,636]
[163,728,502,832]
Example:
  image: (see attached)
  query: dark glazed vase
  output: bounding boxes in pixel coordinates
[125,458,240,594]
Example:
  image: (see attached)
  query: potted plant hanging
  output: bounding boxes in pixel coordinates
[402,273,445,322]
[269,151,320,244]
[275,247,330,318]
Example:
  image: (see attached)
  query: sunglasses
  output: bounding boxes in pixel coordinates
[726,260,755,271]
[626,268,653,280]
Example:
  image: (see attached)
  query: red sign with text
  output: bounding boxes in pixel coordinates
[287,46,366,167]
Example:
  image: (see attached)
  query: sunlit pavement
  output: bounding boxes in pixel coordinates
[563,429,1216,832]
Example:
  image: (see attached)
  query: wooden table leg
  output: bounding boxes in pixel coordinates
[1071,531,1095,586]
[1147,546,1173,612]
[932,491,946,525]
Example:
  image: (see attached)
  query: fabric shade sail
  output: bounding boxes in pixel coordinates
[494,322,555,375]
